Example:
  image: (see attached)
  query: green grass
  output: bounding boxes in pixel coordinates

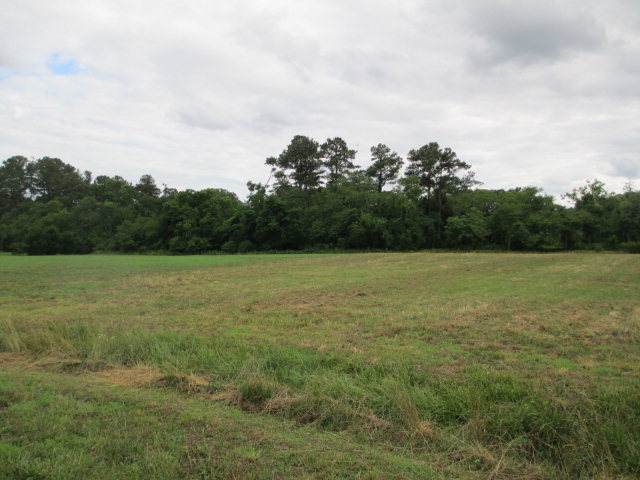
[1,252,639,479]
[0,368,440,480]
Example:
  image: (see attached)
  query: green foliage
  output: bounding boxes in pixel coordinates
[450,188,568,250]
[366,144,403,192]
[445,208,488,249]
[160,188,243,253]
[26,157,89,206]
[0,156,29,215]
[266,135,324,192]
[405,143,475,201]
[404,142,478,246]
[2,151,639,254]
[135,174,160,198]
[91,175,136,205]
[620,241,640,253]
[110,217,161,252]
[320,137,357,185]
[4,201,93,254]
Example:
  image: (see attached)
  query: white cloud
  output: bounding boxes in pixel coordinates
[1,0,638,198]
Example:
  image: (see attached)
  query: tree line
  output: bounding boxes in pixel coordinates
[1,136,639,254]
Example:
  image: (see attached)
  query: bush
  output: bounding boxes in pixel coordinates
[237,240,254,253]
[221,240,237,253]
[620,242,640,253]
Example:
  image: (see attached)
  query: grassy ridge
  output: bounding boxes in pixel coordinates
[1,252,639,479]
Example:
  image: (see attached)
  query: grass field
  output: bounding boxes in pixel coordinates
[1,252,639,479]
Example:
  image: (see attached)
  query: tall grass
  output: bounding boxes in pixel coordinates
[2,318,638,478]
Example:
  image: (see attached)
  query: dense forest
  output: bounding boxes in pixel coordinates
[1,135,639,254]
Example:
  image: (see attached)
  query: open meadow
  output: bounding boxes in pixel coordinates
[1,252,639,479]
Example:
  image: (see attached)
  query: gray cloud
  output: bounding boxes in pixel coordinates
[174,105,231,131]
[610,158,640,179]
[0,0,638,198]
[468,1,605,66]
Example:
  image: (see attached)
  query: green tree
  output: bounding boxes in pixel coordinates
[445,208,488,249]
[109,216,161,252]
[0,156,30,214]
[9,200,94,254]
[266,135,324,192]
[320,137,357,186]
[615,187,640,246]
[366,144,403,192]
[160,188,243,253]
[134,175,162,217]
[487,188,564,251]
[71,197,134,249]
[565,180,615,248]
[405,143,475,203]
[135,174,161,198]
[27,157,89,206]
[404,142,476,246]
[91,175,136,206]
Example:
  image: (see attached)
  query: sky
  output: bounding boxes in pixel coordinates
[1,0,639,199]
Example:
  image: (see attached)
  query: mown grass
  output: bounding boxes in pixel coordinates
[1,252,639,479]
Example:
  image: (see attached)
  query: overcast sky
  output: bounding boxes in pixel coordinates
[2,0,639,198]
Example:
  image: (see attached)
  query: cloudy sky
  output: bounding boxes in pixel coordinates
[2,0,639,198]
